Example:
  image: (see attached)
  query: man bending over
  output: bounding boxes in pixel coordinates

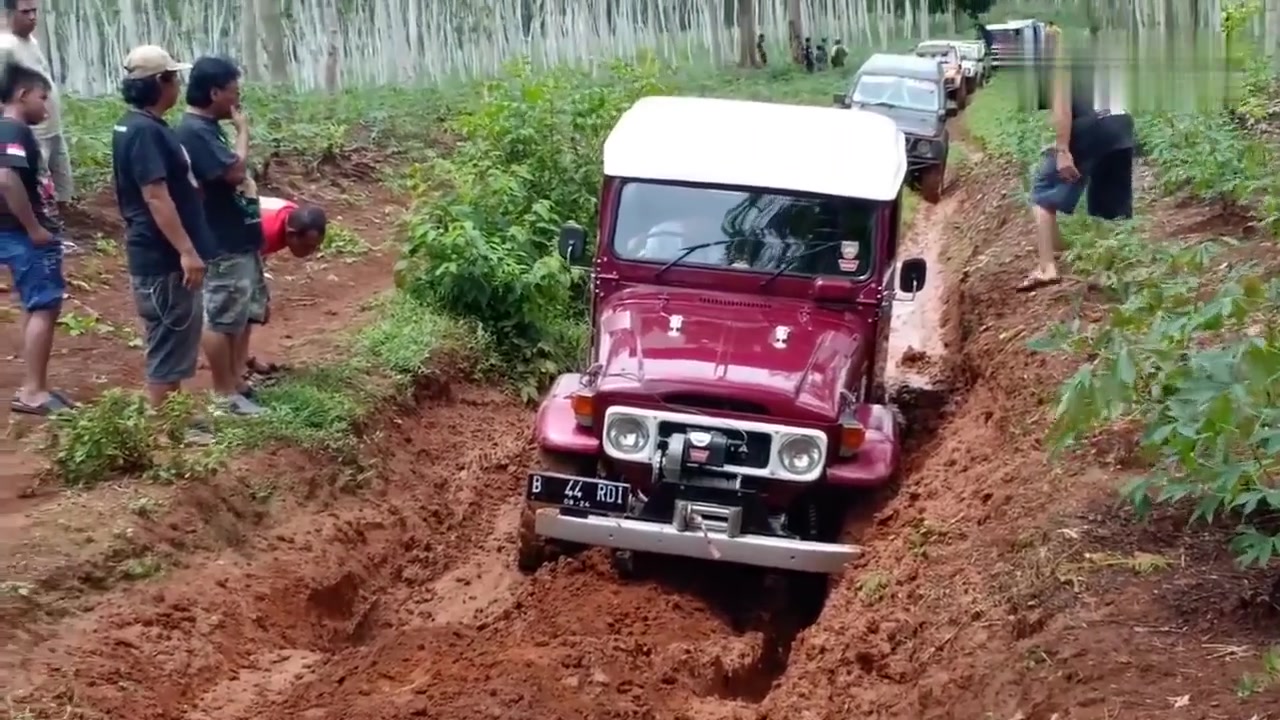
[243,195,327,379]
[1020,29,1134,292]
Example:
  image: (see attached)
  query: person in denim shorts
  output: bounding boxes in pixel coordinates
[0,61,72,415]
[1020,35,1135,292]
[111,46,217,423]
[176,56,266,416]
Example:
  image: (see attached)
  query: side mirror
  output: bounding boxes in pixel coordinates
[832,92,850,108]
[558,223,587,265]
[946,105,958,118]
[899,258,927,293]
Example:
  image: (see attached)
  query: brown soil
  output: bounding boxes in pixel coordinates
[3,124,1279,720]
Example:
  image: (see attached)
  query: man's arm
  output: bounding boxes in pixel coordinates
[1050,32,1072,151]
[0,167,42,235]
[182,120,246,187]
[140,181,199,256]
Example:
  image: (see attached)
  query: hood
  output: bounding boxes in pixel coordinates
[594,286,871,423]
[856,104,941,137]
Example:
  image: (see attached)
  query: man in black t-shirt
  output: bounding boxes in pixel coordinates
[175,56,266,416]
[111,45,216,425]
[0,61,73,415]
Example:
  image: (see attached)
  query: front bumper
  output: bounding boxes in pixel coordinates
[535,505,861,574]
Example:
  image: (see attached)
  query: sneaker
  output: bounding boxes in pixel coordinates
[184,427,216,446]
[224,393,267,416]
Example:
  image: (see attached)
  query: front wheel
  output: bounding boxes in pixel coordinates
[956,82,970,109]
[918,162,946,204]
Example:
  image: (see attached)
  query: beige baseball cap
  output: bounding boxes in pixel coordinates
[123,45,192,79]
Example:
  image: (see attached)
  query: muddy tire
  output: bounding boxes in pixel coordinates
[516,502,549,574]
[516,450,595,574]
[919,163,945,204]
[956,82,969,110]
[965,76,976,95]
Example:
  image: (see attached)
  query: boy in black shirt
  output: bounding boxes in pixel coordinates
[0,61,73,415]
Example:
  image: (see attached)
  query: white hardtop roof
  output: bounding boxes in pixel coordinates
[987,18,1039,29]
[602,95,907,202]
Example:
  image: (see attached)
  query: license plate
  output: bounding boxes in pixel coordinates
[526,473,630,514]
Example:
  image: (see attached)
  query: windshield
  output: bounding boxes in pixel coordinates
[854,74,941,112]
[611,182,876,280]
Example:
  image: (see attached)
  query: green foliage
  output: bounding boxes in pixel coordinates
[40,389,221,487]
[396,59,667,400]
[214,295,490,451]
[63,85,460,193]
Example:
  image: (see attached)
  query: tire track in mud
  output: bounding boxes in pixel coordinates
[215,166,980,720]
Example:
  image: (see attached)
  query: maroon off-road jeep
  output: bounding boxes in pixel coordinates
[518,96,929,576]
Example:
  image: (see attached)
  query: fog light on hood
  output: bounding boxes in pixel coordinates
[777,435,823,477]
[605,414,650,455]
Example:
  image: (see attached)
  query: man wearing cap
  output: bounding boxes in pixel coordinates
[111,45,218,433]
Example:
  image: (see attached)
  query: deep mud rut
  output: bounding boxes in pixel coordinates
[7,156,990,719]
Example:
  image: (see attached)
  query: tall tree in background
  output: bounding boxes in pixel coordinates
[260,0,289,84]
[736,0,759,67]
[241,0,260,81]
[787,0,803,63]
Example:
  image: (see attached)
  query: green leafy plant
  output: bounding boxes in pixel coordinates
[40,389,215,487]
[397,59,666,399]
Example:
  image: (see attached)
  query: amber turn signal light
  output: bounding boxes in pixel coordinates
[838,423,866,457]
[570,392,594,427]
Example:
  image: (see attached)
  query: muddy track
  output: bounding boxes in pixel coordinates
[7,163,980,720]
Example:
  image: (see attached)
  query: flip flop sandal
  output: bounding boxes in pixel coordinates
[1015,274,1063,293]
[246,357,285,375]
[10,393,73,417]
[50,390,78,409]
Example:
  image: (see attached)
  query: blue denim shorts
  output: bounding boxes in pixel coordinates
[1030,147,1135,220]
[131,272,203,384]
[0,230,64,312]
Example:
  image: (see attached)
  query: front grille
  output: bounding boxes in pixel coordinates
[657,420,771,469]
[662,393,769,416]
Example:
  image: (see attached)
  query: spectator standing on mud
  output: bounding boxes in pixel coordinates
[0,61,72,415]
[111,45,216,434]
[1019,22,1135,292]
[175,55,267,416]
[802,37,815,73]
[241,195,328,381]
[0,0,72,218]
[756,33,767,66]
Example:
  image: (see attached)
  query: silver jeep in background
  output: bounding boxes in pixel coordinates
[834,52,954,203]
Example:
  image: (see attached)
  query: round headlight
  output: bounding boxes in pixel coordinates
[777,435,823,476]
[605,415,650,455]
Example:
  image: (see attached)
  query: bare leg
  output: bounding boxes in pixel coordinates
[1031,205,1061,281]
[17,308,57,407]
[146,381,182,408]
[202,329,240,396]
[233,326,253,394]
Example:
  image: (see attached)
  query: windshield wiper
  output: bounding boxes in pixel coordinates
[758,241,844,290]
[653,239,737,280]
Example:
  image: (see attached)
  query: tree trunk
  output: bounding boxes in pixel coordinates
[259,0,290,85]
[241,0,260,82]
[787,0,804,64]
[736,0,760,67]
[323,1,340,92]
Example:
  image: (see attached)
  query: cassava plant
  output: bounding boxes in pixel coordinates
[397,58,668,400]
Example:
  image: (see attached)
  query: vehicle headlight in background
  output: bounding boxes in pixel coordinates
[605,414,650,455]
[777,435,823,476]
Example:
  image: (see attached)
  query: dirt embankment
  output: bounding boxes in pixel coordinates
[5,141,1277,719]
